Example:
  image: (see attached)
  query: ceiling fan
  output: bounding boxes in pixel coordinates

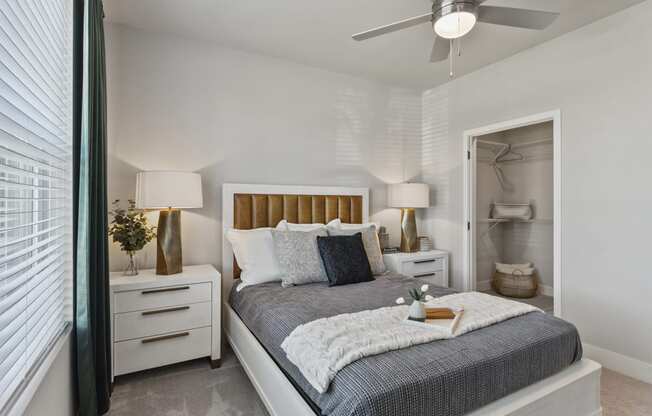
[352,0,559,69]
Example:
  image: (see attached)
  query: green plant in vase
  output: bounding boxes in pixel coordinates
[396,284,435,320]
[109,199,156,276]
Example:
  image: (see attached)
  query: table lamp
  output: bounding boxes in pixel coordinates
[135,171,203,275]
[388,183,430,252]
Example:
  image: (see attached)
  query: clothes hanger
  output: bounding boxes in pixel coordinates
[495,144,524,163]
[488,144,518,191]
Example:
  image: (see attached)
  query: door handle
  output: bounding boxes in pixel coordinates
[414,273,436,278]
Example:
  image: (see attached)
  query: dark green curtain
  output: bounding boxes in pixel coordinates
[73,0,112,414]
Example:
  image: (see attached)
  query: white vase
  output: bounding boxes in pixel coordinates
[409,300,426,320]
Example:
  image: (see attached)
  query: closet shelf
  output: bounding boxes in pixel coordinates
[478,218,552,224]
[480,218,527,223]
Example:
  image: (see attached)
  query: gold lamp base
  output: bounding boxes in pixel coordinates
[156,208,183,275]
[400,208,418,252]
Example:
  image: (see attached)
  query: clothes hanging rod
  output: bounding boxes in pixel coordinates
[476,139,508,147]
[510,137,553,149]
[475,137,552,149]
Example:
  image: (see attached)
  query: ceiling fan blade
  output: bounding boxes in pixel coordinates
[352,12,433,41]
[430,36,450,62]
[477,6,559,30]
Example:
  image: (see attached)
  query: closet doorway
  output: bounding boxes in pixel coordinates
[463,111,561,316]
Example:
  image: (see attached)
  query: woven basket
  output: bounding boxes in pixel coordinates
[492,269,538,299]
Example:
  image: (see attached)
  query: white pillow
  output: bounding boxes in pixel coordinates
[271,229,328,287]
[326,218,379,231]
[276,219,326,232]
[226,228,282,291]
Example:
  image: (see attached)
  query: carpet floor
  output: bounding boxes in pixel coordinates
[108,349,651,416]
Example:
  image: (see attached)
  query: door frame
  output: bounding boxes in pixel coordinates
[462,110,562,317]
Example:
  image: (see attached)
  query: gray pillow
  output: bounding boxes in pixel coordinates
[328,225,386,275]
[271,229,328,287]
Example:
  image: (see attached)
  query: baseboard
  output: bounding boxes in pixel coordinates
[538,284,554,297]
[477,279,492,291]
[583,343,652,385]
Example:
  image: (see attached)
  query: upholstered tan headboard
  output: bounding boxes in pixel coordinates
[233,194,363,230]
[222,184,369,288]
[232,193,364,278]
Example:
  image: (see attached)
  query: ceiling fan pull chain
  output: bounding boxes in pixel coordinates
[449,39,455,78]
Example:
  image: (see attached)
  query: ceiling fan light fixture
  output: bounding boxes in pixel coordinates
[433,10,477,39]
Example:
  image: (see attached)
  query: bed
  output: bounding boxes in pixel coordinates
[221,183,602,416]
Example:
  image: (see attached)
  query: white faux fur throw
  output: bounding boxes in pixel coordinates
[281,292,541,393]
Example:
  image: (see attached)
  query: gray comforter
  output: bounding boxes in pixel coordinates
[229,274,582,416]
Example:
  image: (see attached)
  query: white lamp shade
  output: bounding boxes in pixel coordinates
[387,183,430,208]
[135,171,203,209]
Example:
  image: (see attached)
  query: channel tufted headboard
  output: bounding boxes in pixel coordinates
[221,184,369,295]
[232,193,364,279]
[233,194,363,230]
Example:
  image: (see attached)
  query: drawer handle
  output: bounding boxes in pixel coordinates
[141,332,190,344]
[141,306,190,316]
[414,272,436,278]
[141,286,190,295]
[414,259,437,265]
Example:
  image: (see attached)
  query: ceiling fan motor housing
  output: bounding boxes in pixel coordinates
[433,0,478,22]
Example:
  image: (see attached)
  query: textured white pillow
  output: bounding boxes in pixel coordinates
[226,228,282,291]
[326,218,379,230]
[276,219,326,232]
[271,229,328,287]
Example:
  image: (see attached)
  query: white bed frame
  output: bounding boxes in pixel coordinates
[221,183,602,416]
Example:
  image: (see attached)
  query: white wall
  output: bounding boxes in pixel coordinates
[23,336,73,416]
[421,0,652,374]
[105,24,422,273]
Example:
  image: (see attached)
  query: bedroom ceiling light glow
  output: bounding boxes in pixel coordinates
[433,11,477,39]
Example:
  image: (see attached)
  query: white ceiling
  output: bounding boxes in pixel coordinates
[104,0,645,89]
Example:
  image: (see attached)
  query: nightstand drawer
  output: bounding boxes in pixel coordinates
[114,326,211,376]
[402,257,444,276]
[114,301,212,341]
[114,282,211,313]
[412,270,447,287]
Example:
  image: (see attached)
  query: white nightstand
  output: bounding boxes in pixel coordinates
[383,250,449,287]
[109,264,221,379]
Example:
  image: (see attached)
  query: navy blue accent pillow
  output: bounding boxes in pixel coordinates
[316,233,374,287]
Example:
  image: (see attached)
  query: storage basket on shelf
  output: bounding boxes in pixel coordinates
[491,263,538,298]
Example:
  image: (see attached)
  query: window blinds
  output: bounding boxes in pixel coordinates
[0,0,73,409]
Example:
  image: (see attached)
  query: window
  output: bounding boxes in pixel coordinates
[0,0,73,410]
